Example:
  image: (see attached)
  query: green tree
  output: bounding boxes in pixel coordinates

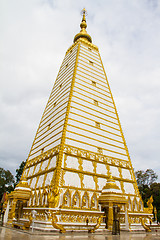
[15,160,26,185]
[0,168,15,201]
[135,169,158,187]
[150,183,160,222]
[135,169,160,222]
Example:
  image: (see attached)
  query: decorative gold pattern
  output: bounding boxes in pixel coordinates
[140,217,151,232]
[50,43,80,198]
[51,212,66,233]
[74,8,92,43]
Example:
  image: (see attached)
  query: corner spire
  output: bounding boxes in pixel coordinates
[74,8,92,43]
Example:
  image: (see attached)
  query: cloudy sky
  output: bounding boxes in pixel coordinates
[1,0,160,181]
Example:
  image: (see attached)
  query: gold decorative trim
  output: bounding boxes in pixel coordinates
[51,212,66,233]
[77,69,109,90]
[37,104,67,130]
[31,129,62,151]
[88,216,103,233]
[65,137,128,157]
[64,145,131,169]
[68,115,120,134]
[66,126,124,147]
[26,44,77,162]
[76,74,111,98]
[79,50,102,67]
[51,43,81,192]
[66,38,98,55]
[70,105,118,127]
[71,99,117,121]
[41,96,69,122]
[62,168,135,184]
[72,86,113,110]
[26,146,59,168]
[35,123,64,144]
[140,217,151,232]
[79,60,105,77]
[98,51,143,201]
[72,94,116,115]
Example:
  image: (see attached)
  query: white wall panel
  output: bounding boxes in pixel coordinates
[28,166,35,177]
[43,100,68,122]
[115,181,121,190]
[67,125,124,148]
[41,159,49,172]
[66,156,79,170]
[48,156,57,169]
[37,174,45,188]
[30,177,37,189]
[110,166,120,178]
[69,109,119,130]
[75,77,111,98]
[123,182,135,194]
[73,89,114,110]
[64,171,81,188]
[36,120,64,140]
[83,175,95,189]
[31,132,62,153]
[65,138,96,152]
[79,47,99,59]
[78,60,104,75]
[104,150,128,161]
[83,160,94,172]
[66,131,127,155]
[44,171,54,186]
[34,162,41,175]
[97,163,107,175]
[98,178,106,190]
[121,169,131,180]
[44,139,61,151]
[72,94,115,117]
[34,127,63,146]
[28,151,40,161]
[27,44,78,162]
[71,102,118,124]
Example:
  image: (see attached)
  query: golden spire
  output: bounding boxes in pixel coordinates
[74,8,92,43]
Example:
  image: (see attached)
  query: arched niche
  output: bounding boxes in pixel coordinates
[91,193,97,209]
[72,190,81,208]
[63,189,71,208]
[82,192,89,209]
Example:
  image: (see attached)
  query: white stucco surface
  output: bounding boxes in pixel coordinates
[41,159,49,171]
[83,160,94,172]
[44,171,53,186]
[83,175,95,189]
[64,171,81,188]
[30,177,37,189]
[98,177,106,190]
[36,174,45,188]
[66,156,79,170]
[121,168,132,180]
[48,156,57,169]
[97,163,107,175]
[123,182,135,194]
[27,166,34,177]
[110,166,120,177]
[34,162,41,175]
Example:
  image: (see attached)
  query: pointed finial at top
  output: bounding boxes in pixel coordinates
[82,8,87,21]
[73,8,92,43]
[80,8,87,30]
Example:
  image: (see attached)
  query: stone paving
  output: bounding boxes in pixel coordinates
[1,227,160,240]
